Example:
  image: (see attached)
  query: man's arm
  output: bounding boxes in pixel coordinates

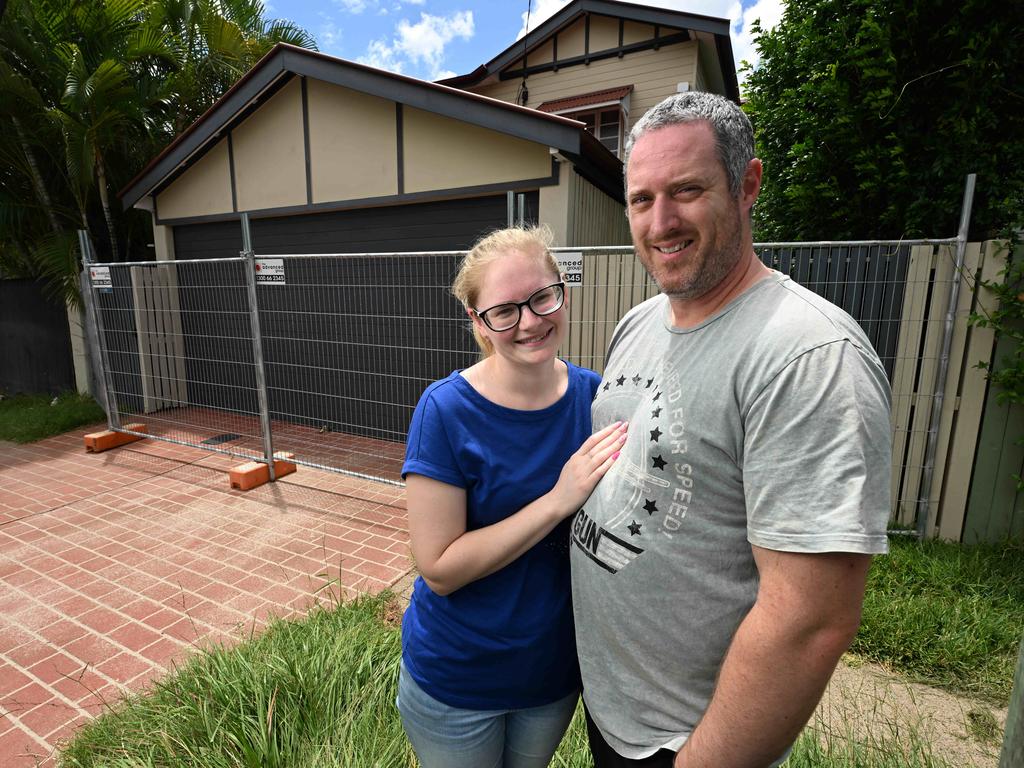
[674,546,872,768]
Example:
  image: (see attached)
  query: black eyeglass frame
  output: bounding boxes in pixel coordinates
[472,281,567,332]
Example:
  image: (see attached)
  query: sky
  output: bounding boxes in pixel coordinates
[266,0,785,88]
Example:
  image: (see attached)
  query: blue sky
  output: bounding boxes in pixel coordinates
[266,0,784,87]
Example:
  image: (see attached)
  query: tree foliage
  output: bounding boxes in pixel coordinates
[743,0,1024,241]
[0,0,316,303]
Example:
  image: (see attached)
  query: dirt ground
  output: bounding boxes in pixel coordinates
[814,658,1008,767]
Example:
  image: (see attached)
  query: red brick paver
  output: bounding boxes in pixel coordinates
[0,427,412,767]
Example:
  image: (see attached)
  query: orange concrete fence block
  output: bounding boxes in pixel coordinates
[84,424,148,453]
[229,452,297,491]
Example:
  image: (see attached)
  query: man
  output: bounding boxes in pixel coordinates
[570,92,892,767]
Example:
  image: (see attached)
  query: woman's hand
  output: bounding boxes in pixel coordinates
[547,421,628,516]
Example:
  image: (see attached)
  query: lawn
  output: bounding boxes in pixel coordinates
[57,537,1024,767]
[0,392,105,443]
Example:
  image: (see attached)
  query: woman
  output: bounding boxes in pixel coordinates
[398,226,627,768]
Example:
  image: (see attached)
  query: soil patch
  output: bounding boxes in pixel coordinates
[813,658,1008,767]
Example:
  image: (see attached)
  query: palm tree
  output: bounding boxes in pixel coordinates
[0,0,316,297]
[151,0,316,133]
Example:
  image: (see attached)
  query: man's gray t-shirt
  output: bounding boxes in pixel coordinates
[570,273,892,759]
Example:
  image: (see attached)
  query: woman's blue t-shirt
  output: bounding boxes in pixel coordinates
[401,361,601,710]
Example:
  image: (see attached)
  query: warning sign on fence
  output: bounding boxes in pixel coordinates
[89,266,113,293]
[557,252,583,287]
[255,258,286,285]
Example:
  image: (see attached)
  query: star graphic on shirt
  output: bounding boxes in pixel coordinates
[645,378,654,388]
[650,427,662,442]
[632,374,641,385]
[652,406,662,418]
[603,381,610,391]
[628,520,642,536]
[643,499,658,515]
[616,375,626,386]
[652,455,667,470]
[652,391,661,402]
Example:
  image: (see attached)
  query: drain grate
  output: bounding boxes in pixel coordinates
[201,433,242,446]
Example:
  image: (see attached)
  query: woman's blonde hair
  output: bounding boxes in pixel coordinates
[452,225,561,356]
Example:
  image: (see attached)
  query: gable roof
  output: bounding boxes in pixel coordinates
[439,0,739,102]
[119,44,624,210]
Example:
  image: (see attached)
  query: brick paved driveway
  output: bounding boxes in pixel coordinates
[0,427,412,767]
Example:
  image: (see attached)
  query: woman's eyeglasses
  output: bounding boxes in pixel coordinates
[473,282,566,332]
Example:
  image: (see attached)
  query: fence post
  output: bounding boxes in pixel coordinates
[1001,634,1024,768]
[507,190,515,227]
[915,173,976,538]
[78,230,120,431]
[240,213,277,481]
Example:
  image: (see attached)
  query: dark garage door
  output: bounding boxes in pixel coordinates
[171,194,538,445]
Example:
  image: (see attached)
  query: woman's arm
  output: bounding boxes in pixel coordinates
[408,421,627,595]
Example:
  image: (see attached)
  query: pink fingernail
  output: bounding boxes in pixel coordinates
[612,451,621,459]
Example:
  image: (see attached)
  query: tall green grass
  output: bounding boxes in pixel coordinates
[853,535,1024,704]
[0,392,105,443]
[59,592,960,768]
[59,597,416,768]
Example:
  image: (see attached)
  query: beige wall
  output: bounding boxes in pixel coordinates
[402,107,552,193]
[539,159,571,245]
[623,20,654,46]
[155,138,233,220]
[589,14,621,52]
[526,38,555,67]
[232,77,307,211]
[307,79,398,202]
[567,169,630,247]
[559,17,586,59]
[471,41,699,136]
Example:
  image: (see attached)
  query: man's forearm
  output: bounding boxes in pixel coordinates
[673,600,856,768]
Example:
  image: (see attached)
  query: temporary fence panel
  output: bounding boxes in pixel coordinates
[556,246,658,374]
[91,257,267,462]
[85,240,1002,538]
[253,252,476,483]
[129,264,187,413]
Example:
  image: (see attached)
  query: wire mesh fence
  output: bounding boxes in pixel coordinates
[85,237,995,531]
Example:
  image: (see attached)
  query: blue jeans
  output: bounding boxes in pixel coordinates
[396,662,578,768]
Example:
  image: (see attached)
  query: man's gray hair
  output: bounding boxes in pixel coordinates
[623,92,754,197]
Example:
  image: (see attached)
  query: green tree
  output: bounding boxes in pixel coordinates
[0,0,315,301]
[742,0,1024,241]
[152,0,316,134]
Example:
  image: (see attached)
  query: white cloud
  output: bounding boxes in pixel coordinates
[335,0,369,13]
[728,0,784,85]
[360,11,474,79]
[317,17,343,55]
[515,0,783,87]
[338,0,424,15]
[359,38,406,74]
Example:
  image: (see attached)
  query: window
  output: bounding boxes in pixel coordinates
[571,108,622,157]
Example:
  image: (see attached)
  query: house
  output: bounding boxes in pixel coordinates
[105,0,738,442]
[119,0,739,259]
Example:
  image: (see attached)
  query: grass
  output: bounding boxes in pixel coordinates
[59,595,415,768]
[852,535,1024,704]
[57,537,1023,766]
[0,391,105,443]
[59,591,965,768]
